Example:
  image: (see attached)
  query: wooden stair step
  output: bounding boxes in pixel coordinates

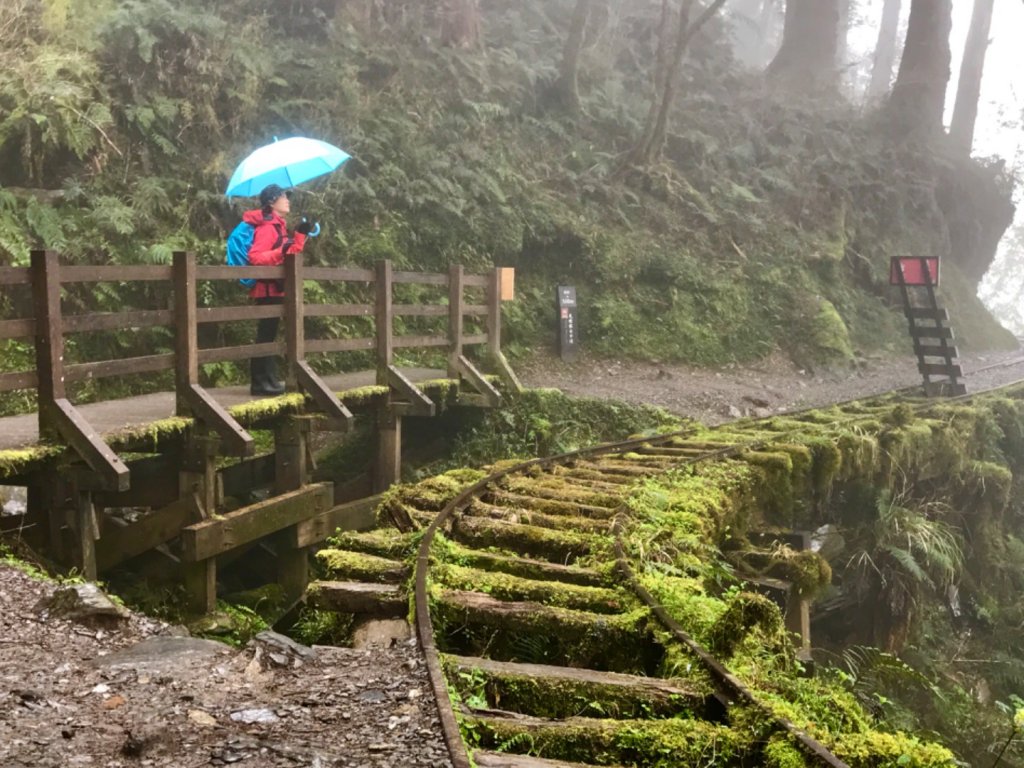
[314,549,409,583]
[434,591,660,674]
[551,466,634,485]
[447,655,709,719]
[306,580,406,618]
[329,528,417,559]
[456,550,608,588]
[467,500,612,534]
[474,751,622,768]
[453,516,596,564]
[485,490,617,519]
[434,565,628,614]
[498,479,619,509]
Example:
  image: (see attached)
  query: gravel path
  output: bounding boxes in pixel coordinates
[517,348,1024,424]
[0,565,451,768]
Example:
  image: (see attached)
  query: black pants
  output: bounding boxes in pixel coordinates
[251,295,283,387]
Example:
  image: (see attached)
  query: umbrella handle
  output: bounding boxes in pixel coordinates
[309,222,321,238]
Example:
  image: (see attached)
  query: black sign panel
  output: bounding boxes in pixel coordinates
[557,285,578,361]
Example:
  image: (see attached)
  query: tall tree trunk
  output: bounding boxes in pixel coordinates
[766,0,840,92]
[867,0,902,103]
[555,0,592,113]
[948,0,995,155]
[636,0,728,165]
[888,0,952,140]
[441,0,482,49]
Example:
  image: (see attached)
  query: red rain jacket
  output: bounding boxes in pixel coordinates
[243,208,307,299]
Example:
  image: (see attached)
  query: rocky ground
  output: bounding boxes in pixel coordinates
[4,348,1024,767]
[0,566,451,768]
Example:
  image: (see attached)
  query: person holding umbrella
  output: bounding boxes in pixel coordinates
[245,184,313,395]
[225,137,350,396]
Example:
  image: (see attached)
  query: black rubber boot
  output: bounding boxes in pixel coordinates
[250,357,284,396]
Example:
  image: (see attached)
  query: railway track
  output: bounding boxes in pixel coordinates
[306,370,1024,767]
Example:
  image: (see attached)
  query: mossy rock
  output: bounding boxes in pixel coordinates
[707,591,783,658]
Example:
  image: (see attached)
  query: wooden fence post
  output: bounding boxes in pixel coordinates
[448,264,464,379]
[374,259,400,490]
[172,251,198,416]
[284,252,304,390]
[487,266,502,360]
[375,259,393,384]
[30,250,64,442]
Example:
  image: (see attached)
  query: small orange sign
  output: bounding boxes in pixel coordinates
[500,267,515,301]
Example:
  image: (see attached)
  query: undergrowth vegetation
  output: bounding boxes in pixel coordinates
[0,0,1016,413]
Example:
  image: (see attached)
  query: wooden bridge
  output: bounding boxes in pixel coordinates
[0,251,520,611]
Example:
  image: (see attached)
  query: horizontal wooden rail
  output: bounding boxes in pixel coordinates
[0,370,38,392]
[198,341,284,364]
[196,305,284,324]
[305,337,376,354]
[393,335,449,349]
[304,304,374,318]
[65,353,175,383]
[464,304,488,316]
[304,266,375,282]
[63,309,174,333]
[394,305,449,317]
[462,334,488,345]
[0,267,30,285]
[0,318,35,340]
[60,265,173,283]
[463,275,489,287]
[393,271,447,285]
[195,265,285,280]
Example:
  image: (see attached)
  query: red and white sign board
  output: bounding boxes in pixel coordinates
[890,257,940,287]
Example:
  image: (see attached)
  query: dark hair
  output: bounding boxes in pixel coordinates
[259,184,287,209]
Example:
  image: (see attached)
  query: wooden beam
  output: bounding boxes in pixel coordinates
[448,263,464,380]
[288,494,382,548]
[376,259,393,384]
[284,252,303,390]
[173,251,199,413]
[96,496,199,572]
[95,454,179,510]
[454,354,501,407]
[180,483,332,562]
[52,399,130,492]
[306,581,407,618]
[219,454,276,500]
[374,408,401,493]
[386,364,435,417]
[298,361,354,430]
[31,250,65,442]
[183,383,254,456]
[918,362,964,377]
[489,349,523,394]
[74,490,98,581]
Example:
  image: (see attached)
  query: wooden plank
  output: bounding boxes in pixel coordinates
[0,370,38,391]
[96,496,199,572]
[0,318,35,339]
[305,337,375,353]
[304,303,374,317]
[448,264,464,379]
[60,265,172,283]
[393,335,448,349]
[907,307,949,321]
[198,341,283,364]
[52,398,130,491]
[75,491,98,581]
[474,751,619,768]
[464,304,488,316]
[298,361,354,429]
[455,354,501,407]
[376,260,393,381]
[183,383,254,456]
[463,274,489,287]
[487,267,502,356]
[181,482,332,561]
[910,326,954,340]
[173,252,199,405]
[31,250,65,442]
[393,304,449,316]
[289,494,382,548]
[64,309,173,333]
[0,267,30,285]
[374,409,401,493]
[306,580,407,617]
[304,266,375,282]
[392,271,447,285]
[913,342,959,359]
[95,454,179,509]
[918,362,964,377]
[284,253,304,388]
[220,454,276,500]
[196,304,283,323]
[65,353,175,383]
[462,334,488,345]
[387,364,435,417]
[195,265,284,280]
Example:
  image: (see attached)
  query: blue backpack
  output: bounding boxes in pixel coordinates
[226,221,256,287]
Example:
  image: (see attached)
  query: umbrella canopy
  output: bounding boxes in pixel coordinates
[225,137,350,198]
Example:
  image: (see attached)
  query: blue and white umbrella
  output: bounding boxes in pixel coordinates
[225,137,350,198]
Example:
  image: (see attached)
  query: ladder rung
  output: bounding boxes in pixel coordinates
[919,362,963,377]
[907,307,949,321]
[911,326,954,340]
[914,342,959,359]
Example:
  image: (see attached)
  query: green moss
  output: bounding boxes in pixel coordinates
[707,591,784,658]
[327,528,418,559]
[315,549,408,582]
[228,393,306,423]
[337,385,389,405]
[0,445,61,477]
[763,734,812,768]
[222,583,287,622]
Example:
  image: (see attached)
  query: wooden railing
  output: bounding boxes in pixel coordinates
[0,251,514,490]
